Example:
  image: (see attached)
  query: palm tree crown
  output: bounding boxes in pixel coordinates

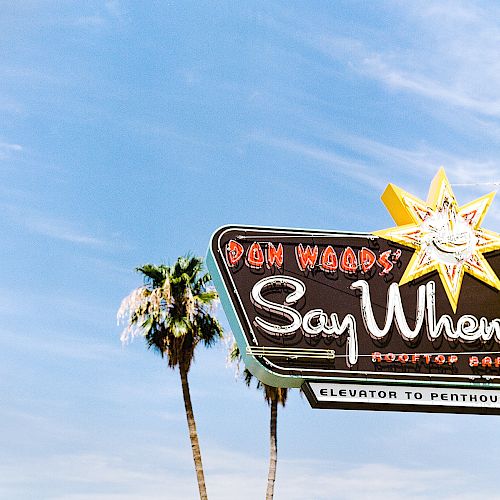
[118,255,223,369]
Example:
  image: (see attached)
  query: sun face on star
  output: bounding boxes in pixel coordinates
[374,168,500,312]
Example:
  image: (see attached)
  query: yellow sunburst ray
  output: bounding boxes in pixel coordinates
[436,262,465,312]
[474,228,500,253]
[374,223,422,250]
[398,250,437,286]
[380,183,432,225]
[458,191,496,228]
[428,167,457,210]
[465,253,500,291]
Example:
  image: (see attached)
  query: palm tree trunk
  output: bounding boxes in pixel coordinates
[179,363,208,500]
[266,398,278,500]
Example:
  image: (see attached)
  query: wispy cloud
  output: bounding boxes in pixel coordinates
[250,129,499,194]
[0,445,496,500]
[250,131,387,191]
[0,326,114,361]
[27,216,105,246]
[0,141,22,160]
[104,0,125,22]
[313,128,500,188]
[25,216,105,246]
[267,2,500,120]
[0,96,23,114]
[75,15,107,28]
[75,0,127,28]
[0,286,118,336]
[362,56,500,117]
[2,204,107,247]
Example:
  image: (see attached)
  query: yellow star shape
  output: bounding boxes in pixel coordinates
[374,168,500,312]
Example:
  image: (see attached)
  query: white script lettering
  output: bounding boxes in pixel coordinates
[250,276,500,365]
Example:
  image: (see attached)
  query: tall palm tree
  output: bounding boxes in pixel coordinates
[230,343,288,500]
[118,255,223,500]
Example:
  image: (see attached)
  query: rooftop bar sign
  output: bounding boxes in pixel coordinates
[207,169,500,414]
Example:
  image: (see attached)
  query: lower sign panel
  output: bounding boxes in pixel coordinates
[303,381,500,415]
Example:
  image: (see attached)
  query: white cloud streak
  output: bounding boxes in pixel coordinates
[277,1,500,119]
[2,204,107,247]
[252,129,499,193]
[358,54,500,117]
[251,132,387,192]
[0,446,497,500]
[0,141,22,159]
[75,0,126,28]
[0,326,114,361]
[24,215,106,246]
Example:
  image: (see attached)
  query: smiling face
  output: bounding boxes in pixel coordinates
[375,169,500,312]
[419,204,477,266]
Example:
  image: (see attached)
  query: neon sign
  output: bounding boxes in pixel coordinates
[207,169,500,414]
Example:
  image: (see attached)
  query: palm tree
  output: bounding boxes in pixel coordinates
[230,343,288,500]
[118,255,223,500]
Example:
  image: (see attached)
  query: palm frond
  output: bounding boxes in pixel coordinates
[193,272,211,294]
[228,337,289,407]
[196,313,223,347]
[119,255,222,369]
[243,368,253,387]
[136,264,169,287]
[229,340,240,362]
[195,291,219,305]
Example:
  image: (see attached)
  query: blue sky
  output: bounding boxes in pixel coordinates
[1,1,500,499]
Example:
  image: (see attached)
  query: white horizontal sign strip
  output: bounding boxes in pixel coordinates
[309,382,500,409]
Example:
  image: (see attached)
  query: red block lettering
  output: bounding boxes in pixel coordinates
[482,356,493,367]
[266,243,283,269]
[296,244,318,271]
[340,247,357,273]
[226,240,244,267]
[434,355,446,365]
[359,247,376,273]
[246,242,264,269]
[377,250,393,276]
[320,246,338,272]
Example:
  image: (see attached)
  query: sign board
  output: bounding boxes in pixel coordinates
[207,169,500,414]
